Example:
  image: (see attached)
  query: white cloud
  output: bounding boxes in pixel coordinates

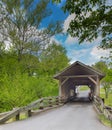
[84,36,102,45]
[71,49,90,58]
[65,35,78,44]
[4,40,11,50]
[67,45,110,66]
[64,33,102,49]
[68,48,91,64]
[63,14,75,33]
[50,36,61,45]
[63,11,90,33]
[90,46,110,60]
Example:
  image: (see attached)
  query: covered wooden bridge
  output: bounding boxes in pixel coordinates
[54,61,105,100]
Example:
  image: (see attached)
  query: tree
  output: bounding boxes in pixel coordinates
[53,0,112,49]
[39,41,69,75]
[0,42,69,112]
[0,0,62,61]
[0,0,70,112]
[102,69,112,98]
[0,42,5,56]
[93,61,112,98]
[92,61,108,74]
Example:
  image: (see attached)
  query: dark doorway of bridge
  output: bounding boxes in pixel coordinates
[69,85,93,102]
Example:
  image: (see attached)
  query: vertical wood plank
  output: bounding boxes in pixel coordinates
[28,110,32,117]
[96,76,100,96]
[16,113,20,121]
[59,80,62,97]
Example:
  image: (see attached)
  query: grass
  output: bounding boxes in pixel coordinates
[100,88,112,107]
[100,88,105,93]
[20,112,28,120]
[99,88,112,128]
[99,114,112,128]
[6,112,28,123]
[79,86,90,91]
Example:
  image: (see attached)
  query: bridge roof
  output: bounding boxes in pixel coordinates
[54,61,105,80]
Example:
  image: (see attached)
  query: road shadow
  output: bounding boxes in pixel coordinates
[67,96,92,104]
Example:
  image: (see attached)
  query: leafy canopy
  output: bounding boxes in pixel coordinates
[52,0,112,49]
[0,0,62,61]
[92,61,112,98]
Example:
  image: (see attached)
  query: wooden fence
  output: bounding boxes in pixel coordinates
[93,95,112,122]
[0,96,66,124]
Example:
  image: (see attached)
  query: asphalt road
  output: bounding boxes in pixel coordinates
[0,102,111,130]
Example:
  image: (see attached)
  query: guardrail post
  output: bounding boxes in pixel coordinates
[55,98,59,105]
[39,100,44,109]
[0,96,65,124]
[16,113,20,121]
[28,110,32,117]
[49,98,53,107]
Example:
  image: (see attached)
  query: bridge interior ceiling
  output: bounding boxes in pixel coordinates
[61,77,96,86]
[60,76,96,97]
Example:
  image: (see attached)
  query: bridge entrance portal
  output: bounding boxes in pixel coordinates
[54,61,105,100]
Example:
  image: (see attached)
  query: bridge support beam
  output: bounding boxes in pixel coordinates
[59,80,67,98]
[96,76,100,96]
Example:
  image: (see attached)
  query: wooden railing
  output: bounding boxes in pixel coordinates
[0,96,66,124]
[93,95,112,122]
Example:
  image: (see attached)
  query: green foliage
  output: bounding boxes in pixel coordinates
[0,0,62,61]
[93,61,112,98]
[101,69,112,98]
[52,0,61,3]
[0,42,5,56]
[0,0,69,113]
[0,41,69,112]
[0,73,58,112]
[92,61,108,74]
[0,58,59,112]
[53,0,112,50]
[100,92,112,107]
[40,42,69,75]
[100,88,112,127]
[79,86,89,91]
[2,0,51,27]
[99,114,112,128]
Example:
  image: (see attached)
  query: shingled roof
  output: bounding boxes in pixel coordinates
[54,61,105,80]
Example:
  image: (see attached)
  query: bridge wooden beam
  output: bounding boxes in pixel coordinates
[88,77,97,85]
[96,76,100,96]
[61,77,69,86]
[59,78,69,97]
[61,75,97,78]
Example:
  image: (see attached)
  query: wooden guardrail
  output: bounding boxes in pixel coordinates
[0,96,66,124]
[93,95,112,122]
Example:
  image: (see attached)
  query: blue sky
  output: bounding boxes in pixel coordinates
[41,0,110,65]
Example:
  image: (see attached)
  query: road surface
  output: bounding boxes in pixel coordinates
[0,102,111,130]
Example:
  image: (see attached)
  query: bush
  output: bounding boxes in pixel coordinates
[0,73,58,112]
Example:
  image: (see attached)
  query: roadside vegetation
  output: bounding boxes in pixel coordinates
[93,61,112,127]
[100,88,112,107]
[79,86,90,91]
[0,0,69,113]
[0,43,69,113]
[93,61,112,107]
[99,114,112,128]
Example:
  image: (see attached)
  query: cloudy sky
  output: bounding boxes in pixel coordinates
[42,0,110,65]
